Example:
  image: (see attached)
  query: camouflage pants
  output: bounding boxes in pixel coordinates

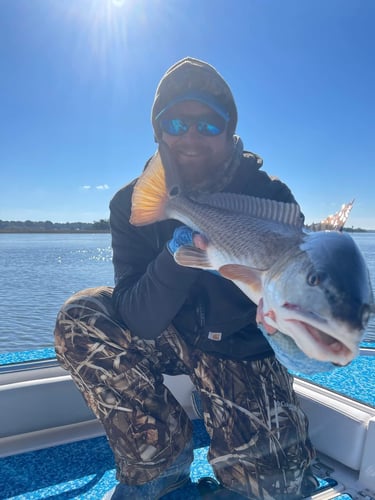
[54,286,315,499]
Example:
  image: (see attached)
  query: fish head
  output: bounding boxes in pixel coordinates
[263,231,373,366]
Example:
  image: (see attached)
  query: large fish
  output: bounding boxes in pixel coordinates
[130,144,374,369]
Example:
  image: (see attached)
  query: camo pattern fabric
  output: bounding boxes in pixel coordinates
[54,286,316,499]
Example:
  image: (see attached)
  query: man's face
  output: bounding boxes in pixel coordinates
[159,101,233,190]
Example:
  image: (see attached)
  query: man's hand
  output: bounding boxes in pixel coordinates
[192,232,208,250]
[168,227,222,276]
[167,226,195,254]
[256,298,277,334]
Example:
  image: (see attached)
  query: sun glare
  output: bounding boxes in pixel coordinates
[52,0,171,86]
[112,0,127,6]
[55,0,140,81]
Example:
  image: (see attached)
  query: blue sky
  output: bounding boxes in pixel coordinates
[1,0,374,228]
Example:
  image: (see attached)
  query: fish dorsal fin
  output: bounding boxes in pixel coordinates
[193,192,304,228]
[174,246,213,269]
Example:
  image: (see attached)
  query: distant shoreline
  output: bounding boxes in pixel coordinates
[1,229,374,234]
[0,219,374,234]
[0,219,110,233]
[0,230,110,234]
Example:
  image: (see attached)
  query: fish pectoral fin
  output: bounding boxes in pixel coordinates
[219,264,263,286]
[174,245,212,269]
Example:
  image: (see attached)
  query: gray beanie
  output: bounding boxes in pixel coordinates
[152,57,238,140]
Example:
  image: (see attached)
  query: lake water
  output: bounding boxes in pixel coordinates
[0,233,113,352]
[0,232,374,354]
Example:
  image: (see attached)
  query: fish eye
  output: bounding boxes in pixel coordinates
[307,271,324,286]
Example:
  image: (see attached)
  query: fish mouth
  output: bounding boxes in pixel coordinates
[282,303,356,365]
[301,323,352,363]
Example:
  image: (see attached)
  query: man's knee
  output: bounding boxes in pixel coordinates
[54,287,115,360]
[60,286,114,315]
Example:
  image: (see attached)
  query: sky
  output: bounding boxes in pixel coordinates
[1,0,374,228]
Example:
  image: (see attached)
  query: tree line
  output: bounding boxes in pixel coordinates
[0,219,370,234]
[0,219,110,233]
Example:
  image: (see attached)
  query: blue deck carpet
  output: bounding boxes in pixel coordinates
[0,419,342,500]
[0,420,213,500]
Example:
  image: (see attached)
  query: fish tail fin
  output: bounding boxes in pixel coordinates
[130,151,169,226]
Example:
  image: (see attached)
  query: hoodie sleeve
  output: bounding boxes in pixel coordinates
[110,183,201,339]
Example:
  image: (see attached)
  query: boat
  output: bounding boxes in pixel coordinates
[0,206,374,498]
[0,342,374,499]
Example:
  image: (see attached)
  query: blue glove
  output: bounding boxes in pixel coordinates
[167,226,195,255]
[167,226,222,277]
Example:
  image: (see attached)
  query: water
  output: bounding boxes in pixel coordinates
[0,233,113,352]
[352,233,375,343]
[0,232,374,353]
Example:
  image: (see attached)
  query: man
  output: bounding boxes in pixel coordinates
[54,57,317,499]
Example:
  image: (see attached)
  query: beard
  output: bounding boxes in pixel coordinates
[177,160,221,192]
[171,143,234,193]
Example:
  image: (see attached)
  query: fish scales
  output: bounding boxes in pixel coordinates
[166,194,303,271]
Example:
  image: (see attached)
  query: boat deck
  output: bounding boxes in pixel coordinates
[1,349,374,499]
[0,419,373,500]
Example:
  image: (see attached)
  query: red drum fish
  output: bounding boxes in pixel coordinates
[130,144,374,369]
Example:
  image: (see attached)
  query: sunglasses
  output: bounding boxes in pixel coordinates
[159,115,227,137]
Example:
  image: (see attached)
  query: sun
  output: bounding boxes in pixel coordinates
[54,0,152,81]
[111,0,128,7]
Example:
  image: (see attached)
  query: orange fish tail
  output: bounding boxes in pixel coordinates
[130,151,169,226]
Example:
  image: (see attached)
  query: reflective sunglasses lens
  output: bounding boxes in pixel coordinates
[197,120,223,136]
[159,116,226,137]
[160,118,187,136]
